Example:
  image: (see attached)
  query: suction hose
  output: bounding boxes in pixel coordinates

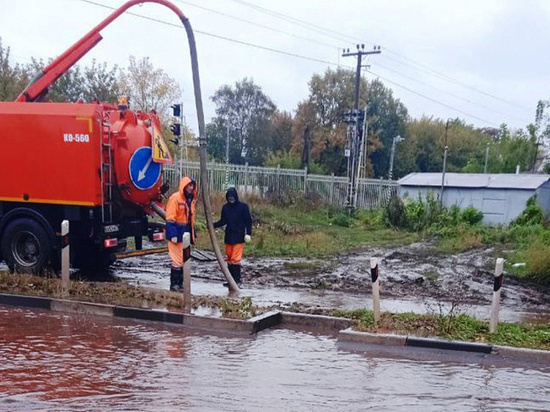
[180,18,240,292]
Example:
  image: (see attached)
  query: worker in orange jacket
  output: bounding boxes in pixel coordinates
[165,177,197,291]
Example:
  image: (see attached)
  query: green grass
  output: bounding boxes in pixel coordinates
[330,308,550,350]
[197,202,418,258]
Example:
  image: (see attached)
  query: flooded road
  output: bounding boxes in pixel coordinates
[1,305,550,411]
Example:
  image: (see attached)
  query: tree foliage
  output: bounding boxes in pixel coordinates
[0,38,29,101]
[207,78,277,165]
[292,68,408,177]
[119,56,181,120]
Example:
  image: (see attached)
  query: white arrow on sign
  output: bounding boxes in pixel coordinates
[138,156,153,182]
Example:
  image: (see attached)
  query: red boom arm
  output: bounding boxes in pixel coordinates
[16,0,186,102]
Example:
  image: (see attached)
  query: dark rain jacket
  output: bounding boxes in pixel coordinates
[213,187,252,245]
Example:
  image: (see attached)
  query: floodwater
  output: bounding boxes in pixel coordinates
[110,250,550,324]
[1,305,549,412]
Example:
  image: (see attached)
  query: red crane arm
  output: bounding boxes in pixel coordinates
[16,0,187,102]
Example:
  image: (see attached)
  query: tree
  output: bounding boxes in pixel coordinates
[118,56,181,120]
[292,68,408,176]
[208,78,277,165]
[0,38,29,101]
[366,79,409,178]
[82,59,120,103]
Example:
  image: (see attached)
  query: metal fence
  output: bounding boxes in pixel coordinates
[163,162,397,210]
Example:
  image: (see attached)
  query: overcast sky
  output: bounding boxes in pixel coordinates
[1,0,548,133]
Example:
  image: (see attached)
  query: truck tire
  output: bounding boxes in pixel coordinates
[0,218,52,274]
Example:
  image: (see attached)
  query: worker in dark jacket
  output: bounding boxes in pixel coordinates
[214,187,252,286]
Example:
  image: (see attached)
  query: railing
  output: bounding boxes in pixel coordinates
[163,162,397,210]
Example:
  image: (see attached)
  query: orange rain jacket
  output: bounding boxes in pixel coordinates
[165,177,197,243]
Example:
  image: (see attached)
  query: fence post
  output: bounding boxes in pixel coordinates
[370,257,381,322]
[276,164,281,195]
[61,220,70,296]
[490,258,504,333]
[303,166,308,195]
[330,173,335,205]
[244,162,249,193]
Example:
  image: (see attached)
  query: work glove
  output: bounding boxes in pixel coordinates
[170,237,178,243]
[244,235,251,244]
[182,232,191,249]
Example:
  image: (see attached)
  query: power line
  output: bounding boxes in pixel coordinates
[228,0,533,115]
[368,69,498,126]
[374,60,532,125]
[173,0,340,50]
[72,0,519,127]
[77,0,340,67]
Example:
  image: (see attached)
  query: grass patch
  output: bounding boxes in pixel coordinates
[330,308,550,350]
[0,271,257,319]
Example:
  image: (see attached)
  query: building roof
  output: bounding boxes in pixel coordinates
[398,173,550,190]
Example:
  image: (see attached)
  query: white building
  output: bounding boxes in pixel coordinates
[398,173,550,225]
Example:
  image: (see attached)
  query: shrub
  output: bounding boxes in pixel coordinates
[460,207,484,225]
[512,196,545,226]
[384,196,408,229]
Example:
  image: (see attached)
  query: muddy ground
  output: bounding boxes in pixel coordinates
[111,241,550,322]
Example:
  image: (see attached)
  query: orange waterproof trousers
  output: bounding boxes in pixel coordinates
[168,242,192,268]
[225,243,244,265]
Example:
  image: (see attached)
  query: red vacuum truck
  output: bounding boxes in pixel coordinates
[0,0,191,273]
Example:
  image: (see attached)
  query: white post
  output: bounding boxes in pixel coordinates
[490,258,504,333]
[183,258,192,314]
[370,257,381,322]
[61,220,70,295]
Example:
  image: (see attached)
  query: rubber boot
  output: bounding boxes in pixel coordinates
[177,267,184,291]
[234,264,242,285]
[223,264,236,287]
[170,267,183,292]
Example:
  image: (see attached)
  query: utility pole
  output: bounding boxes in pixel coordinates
[440,120,450,205]
[342,44,381,209]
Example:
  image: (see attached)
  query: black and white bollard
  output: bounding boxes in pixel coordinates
[489,258,504,333]
[61,220,70,295]
[370,257,381,322]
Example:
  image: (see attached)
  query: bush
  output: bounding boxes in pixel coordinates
[384,196,408,229]
[460,207,483,225]
[512,196,545,226]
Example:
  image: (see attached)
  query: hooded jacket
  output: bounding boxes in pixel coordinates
[214,187,252,245]
[165,176,197,243]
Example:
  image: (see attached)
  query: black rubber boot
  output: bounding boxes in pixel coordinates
[177,267,184,291]
[234,264,242,285]
[223,264,236,287]
[170,267,183,292]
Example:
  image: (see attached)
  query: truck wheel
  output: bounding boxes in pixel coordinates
[1,218,52,274]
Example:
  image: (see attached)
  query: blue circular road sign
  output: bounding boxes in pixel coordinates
[129,146,161,190]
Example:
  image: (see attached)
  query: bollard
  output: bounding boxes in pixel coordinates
[183,259,192,314]
[370,257,381,322]
[61,220,70,295]
[489,258,504,333]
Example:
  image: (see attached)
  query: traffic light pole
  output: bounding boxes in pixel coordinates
[342,45,381,210]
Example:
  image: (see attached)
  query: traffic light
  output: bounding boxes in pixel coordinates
[171,104,181,117]
[170,122,181,137]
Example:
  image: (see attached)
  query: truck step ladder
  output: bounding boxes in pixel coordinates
[101,121,114,224]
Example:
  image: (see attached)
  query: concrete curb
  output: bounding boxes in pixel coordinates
[281,312,352,332]
[0,293,282,335]
[339,329,492,353]
[339,328,407,346]
[1,293,549,360]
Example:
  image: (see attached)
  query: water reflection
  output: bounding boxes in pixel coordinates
[1,305,549,411]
